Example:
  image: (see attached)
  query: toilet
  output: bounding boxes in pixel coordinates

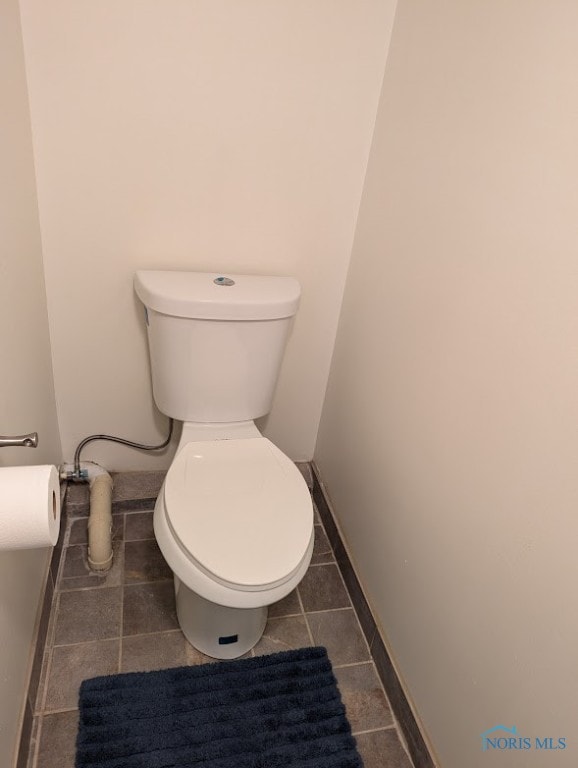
[134,270,314,659]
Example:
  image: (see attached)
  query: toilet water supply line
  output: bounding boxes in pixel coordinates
[59,419,174,572]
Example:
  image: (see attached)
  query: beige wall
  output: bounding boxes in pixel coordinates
[316,2,578,766]
[0,1,62,765]
[18,0,396,470]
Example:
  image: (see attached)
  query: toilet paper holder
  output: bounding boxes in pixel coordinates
[0,432,38,448]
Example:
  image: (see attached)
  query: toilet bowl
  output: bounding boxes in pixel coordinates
[134,270,314,658]
[154,429,314,657]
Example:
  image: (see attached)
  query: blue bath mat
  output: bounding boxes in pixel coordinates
[76,646,362,768]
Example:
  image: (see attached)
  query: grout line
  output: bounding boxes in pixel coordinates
[389,706,416,767]
[307,559,336,567]
[52,636,123,650]
[37,592,60,714]
[40,705,78,717]
[352,724,397,737]
[29,715,42,768]
[123,537,156,542]
[37,651,53,715]
[118,525,125,673]
[123,577,174,587]
[119,628,182,641]
[61,517,72,549]
[302,606,355,616]
[58,581,121,593]
[331,660,374,670]
[297,588,315,647]
[57,576,172,594]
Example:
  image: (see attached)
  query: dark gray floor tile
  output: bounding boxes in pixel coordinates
[298,564,350,612]
[36,710,79,768]
[121,630,189,673]
[295,462,313,489]
[64,483,90,517]
[112,470,165,499]
[121,630,213,672]
[252,615,312,656]
[68,518,87,545]
[123,582,178,635]
[59,541,123,591]
[268,589,301,618]
[310,525,334,565]
[124,539,172,583]
[112,514,125,540]
[53,587,121,645]
[355,729,413,768]
[334,663,393,733]
[336,551,377,648]
[68,515,123,545]
[313,501,321,524]
[124,511,154,541]
[111,471,165,511]
[370,632,430,768]
[307,609,370,667]
[61,544,89,578]
[44,640,119,712]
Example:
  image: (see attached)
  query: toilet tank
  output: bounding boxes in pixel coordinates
[134,271,300,422]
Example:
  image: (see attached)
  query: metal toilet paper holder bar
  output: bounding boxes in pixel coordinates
[0,432,38,448]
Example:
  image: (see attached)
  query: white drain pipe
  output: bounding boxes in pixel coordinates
[87,469,114,571]
[60,462,114,572]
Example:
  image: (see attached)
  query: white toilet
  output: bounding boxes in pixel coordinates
[134,270,314,659]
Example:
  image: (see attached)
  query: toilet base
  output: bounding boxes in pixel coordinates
[175,577,268,659]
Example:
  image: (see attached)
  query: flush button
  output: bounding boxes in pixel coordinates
[213,276,235,286]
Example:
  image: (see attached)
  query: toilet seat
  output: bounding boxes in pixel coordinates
[164,438,313,592]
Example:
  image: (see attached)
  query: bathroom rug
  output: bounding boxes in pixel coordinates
[76,646,362,768]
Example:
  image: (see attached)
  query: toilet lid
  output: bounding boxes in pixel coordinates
[164,438,313,590]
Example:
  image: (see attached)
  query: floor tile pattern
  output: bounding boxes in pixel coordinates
[27,493,413,768]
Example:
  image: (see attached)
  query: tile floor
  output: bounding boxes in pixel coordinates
[26,494,414,768]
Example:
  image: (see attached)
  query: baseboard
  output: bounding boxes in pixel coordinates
[310,462,436,768]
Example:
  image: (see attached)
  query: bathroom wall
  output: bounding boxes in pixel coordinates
[18,0,397,470]
[316,2,578,767]
[0,1,62,765]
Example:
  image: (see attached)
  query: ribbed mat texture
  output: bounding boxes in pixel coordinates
[76,646,363,768]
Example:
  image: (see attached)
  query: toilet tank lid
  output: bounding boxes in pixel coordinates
[134,270,301,321]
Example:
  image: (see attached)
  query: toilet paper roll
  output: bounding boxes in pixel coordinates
[0,465,61,551]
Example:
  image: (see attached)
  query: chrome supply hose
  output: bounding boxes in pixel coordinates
[73,418,174,480]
